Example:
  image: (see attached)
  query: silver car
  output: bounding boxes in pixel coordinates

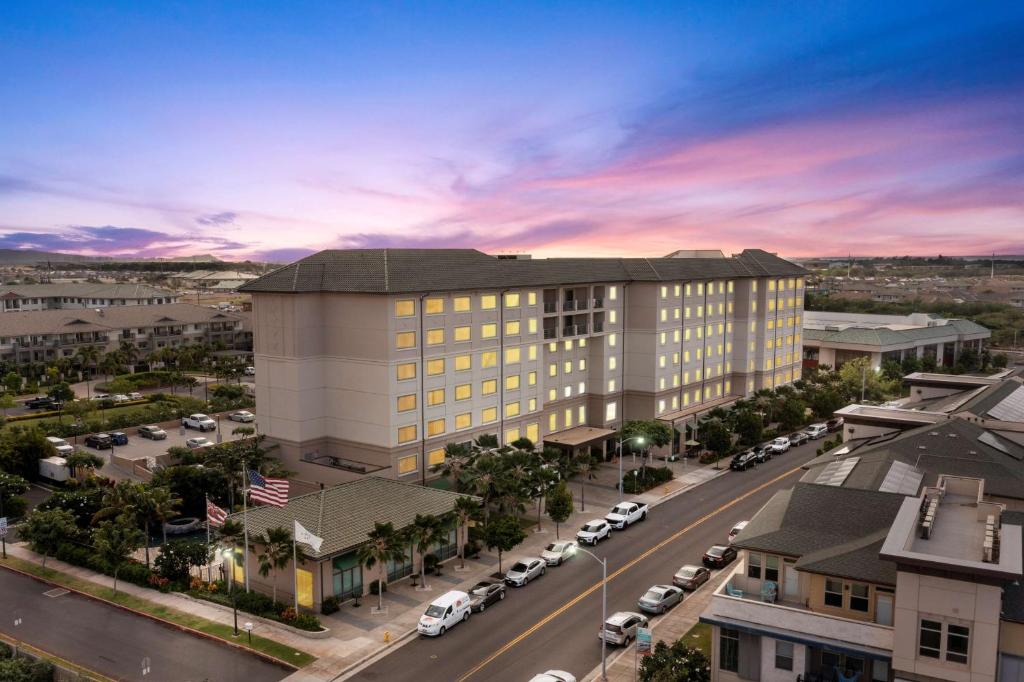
[598,611,649,646]
[541,541,577,566]
[637,584,683,614]
[504,558,546,587]
[672,564,711,590]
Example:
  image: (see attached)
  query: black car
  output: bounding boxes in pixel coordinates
[789,432,809,447]
[827,417,844,433]
[753,445,772,463]
[468,581,506,612]
[25,396,57,410]
[703,545,738,568]
[730,451,758,471]
[84,433,112,449]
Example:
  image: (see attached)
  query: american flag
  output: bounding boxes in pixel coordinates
[247,470,289,507]
[206,499,227,527]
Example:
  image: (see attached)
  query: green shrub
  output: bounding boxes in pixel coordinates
[2,496,27,519]
[0,657,54,682]
[321,596,339,615]
[621,466,673,494]
[292,613,322,631]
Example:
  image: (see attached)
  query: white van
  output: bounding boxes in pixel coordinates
[729,521,749,543]
[45,436,74,456]
[417,590,471,636]
[804,424,829,440]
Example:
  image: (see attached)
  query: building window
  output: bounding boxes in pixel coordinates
[482,407,498,423]
[506,320,521,336]
[528,371,537,386]
[527,292,537,306]
[481,323,497,339]
[606,402,617,422]
[505,428,519,444]
[506,347,521,365]
[427,359,445,375]
[505,292,520,308]
[424,298,444,314]
[397,394,416,412]
[454,326,471,342]
[395,300,415,317]
[765,555,779,582]
[720,628,739,673]
[482,379,497,395]
[919,619,942,659]
[427,418,445,437]
[506,375,520,391]
[528,398,536,412]
[564,360,573,374]
[453,296,471,312]
[564,408,573,428]
[426,328,444,345]
[608,379,616,392]
[609,357,617,370]
[397,362,416,380]
[548,412,557,431]
[609,286,618,301]
[396,332,416,349]
[608,333,617,347]
[398,454,417,474]
[825,579,844,607]
[775,640,794,671]
[747,553,761,579]
[481,351,497,368]
[455,413,472,430]
[526,423,539,442]
[427,389,445,406]
[428,448,446,466]
[850,583,869,612]
[528,318,537,334]
[505,402,520,418]
[528,344,537,360]
[946,624,969,664]
[397,425,417,444]
[549,363,558,377]
[455,354,471,371]
[481,294,497,310]
[455,384,472,401]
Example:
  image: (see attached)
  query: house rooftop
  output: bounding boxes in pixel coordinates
[0,282,175,300]
[0,303,245,336]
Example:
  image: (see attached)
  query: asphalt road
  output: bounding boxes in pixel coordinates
[351,442,812,682]
[0,567,291,682]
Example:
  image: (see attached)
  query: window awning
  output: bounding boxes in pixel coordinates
[543,426,616,447]
[656,395,739,423]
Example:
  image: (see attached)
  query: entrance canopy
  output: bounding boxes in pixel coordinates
[656,395,738,424]
[544,426,616,448]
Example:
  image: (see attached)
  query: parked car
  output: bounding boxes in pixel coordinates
[110,431,129,446]
[528,672,576,682]
[182,413,217,431]
[768,437,791,454]
[92,393,110,401]
[186,436,213,449]
[111,394,131,403]
[541,541,577,566]
[45,436,74,456]
[84,433,112,450]
[25,396,57,410]
[703,544,738,568]
[138,425,167,440]
[788,432,809,447]
[805,423,828,439]
[730,451,758,471]
[504,558,546,587]
[827,417,844,433]
[599,611,649,647]
[576,519,611,545]
[752,444,771,463]
[127,391,143,400]
[605,501,648,530]
[672,564,711,590]
[229,410,255,423]
[637,584,684,614]
[417,590,471,636]
[729,521,749,543]
[467,581,506,612]
[244,366,256,376]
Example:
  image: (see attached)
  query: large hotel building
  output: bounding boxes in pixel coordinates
[240,248,806,486]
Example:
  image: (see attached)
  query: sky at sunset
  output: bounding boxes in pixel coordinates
[1,1,1022,263]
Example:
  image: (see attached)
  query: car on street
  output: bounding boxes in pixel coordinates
[127,391,143,400]
[229,410,255,423]
[754,444,773,463]
[788,432,809,447]
[703,544,738,568]
[827,417,844,433]
[467,581,506,612]
[730,451,758,471]
[637,584,684,614]
[729,521,749,543]
[25,396,57,410]
[186,436,213,449]
[244,366,256,376]
[576,519,611,545]
[45,436,74,456]
[528,672,576,682]
[768,436,791,454]
[672,564,711,590]
[805,423,828,439]
[417,590,471,636]
[84,433,112,449]
[541,540,577,566]
[504,558,546,587]
[182,413,217,431]
[138,425,167,440]
[605,501,648,529]
[112,394,131,403]
[110,431,129,446]
[598,611,649,647]
[92,393,110,402]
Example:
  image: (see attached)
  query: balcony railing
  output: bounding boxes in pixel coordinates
[543,328,558,339]
[543,302,558,314]
[593,322,605,333]
[593,298,604,309]
[562,300,578,311]
[562,324,589,337]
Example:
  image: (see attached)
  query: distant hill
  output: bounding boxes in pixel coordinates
[0,249,223,265]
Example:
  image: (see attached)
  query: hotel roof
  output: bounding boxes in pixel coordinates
[0,303,245,336]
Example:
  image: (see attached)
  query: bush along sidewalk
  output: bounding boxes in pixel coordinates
[188,579,324,632]
[621,465,674,494]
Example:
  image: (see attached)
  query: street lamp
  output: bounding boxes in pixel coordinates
[575,545,609,681]
[616,435,645,498]
[221,548,239,636]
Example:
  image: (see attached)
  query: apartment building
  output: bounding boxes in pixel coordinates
[239,248,805,484]
[0,303,251,364]
[0,282,178,312]
[700,475,1023,682]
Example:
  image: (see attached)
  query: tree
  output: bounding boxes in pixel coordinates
[155,537,211,582]
[93,480,151,565]
[252,526,293,603]
[148,486,182,547]
[408,514,446,590]
[452,496,480,569]
[0,472,30,520]
[118,340,141,372]
[574,454,599,511]
[19,508,78,568]
[809,386,847,419]
[545,481,573,539]
[93,519,146,596]
[2,371,20,395]
[619,420,674,450]
[483,514,526,575]
[0,392,15,419]
[639,639,711,682]
[734,410,762,446]
[0,426,57,480]
[701,418,732,465]
[65,450,104,477]
[993,353,1009,369]
[150,464,227,518]
[901,355,921,375]
[465,454,502,524]
[880,359,904,382]
[777,398,808,432]
[356,522,408,612]
[921,355,938,372]
[431,442,474,493]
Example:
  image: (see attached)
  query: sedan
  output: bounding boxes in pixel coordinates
[703,545,738,568]
[576,520,611,546]
[529,672,577,682]
[111,394,131,403]
[637,584,683,614]
[768,437,791,454]
[468,581,506,612]
[138,425,167,440]
[730,451,757,471]
[504,558,546,587]
[541,540,577,566]
[127,391,143,400]
[186,436,213,450]
[672,564,711,590]
[753,444,772,463]
[84,433,112,449]
[789,432,809,447]
[230,410,256,423]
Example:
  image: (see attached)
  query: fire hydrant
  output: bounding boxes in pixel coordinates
[384,631,391,644]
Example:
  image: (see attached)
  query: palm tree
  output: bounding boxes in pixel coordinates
[149,486,181,548]
[452,497,479,569]
[98,352,122,386]
[74,345,102,386]
[93,481,149,565]
[574,454,600,512]
[431,442,474,493]
[465,454,503,525]
[531,466,559,531]
[408,514,447,590]
[118,340,141,373]
[252,526,293,604]
[356,522,407,612]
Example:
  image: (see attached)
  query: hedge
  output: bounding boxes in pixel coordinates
[96,370,175,392]
[189,582,324,632]
[621,466,674,494]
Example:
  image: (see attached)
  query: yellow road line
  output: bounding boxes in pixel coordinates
[457,465,802,682]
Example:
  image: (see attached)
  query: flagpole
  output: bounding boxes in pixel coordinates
[205,494,212,584]
[293,538,299,613]
[242,465,250,593]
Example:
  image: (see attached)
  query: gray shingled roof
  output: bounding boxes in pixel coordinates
[0,282,175,299]
[225,477,476,559]
[0,303,245,336]
[239,248,806,294]
[1001,511,1024,623]
[795,531,896,586]
[803,320,990,348]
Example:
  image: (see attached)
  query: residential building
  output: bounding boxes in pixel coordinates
[0,303,251,364]
[239,248,806,485]
[170,270,258,291]
[802,312,990,371]
[0,282,178,312]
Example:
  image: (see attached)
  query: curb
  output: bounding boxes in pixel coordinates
[329,626,420,681]
[0,562,302,672]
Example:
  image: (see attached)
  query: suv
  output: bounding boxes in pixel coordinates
[827,417,844,433]
[804,424,828,440]
[576,520,611,545]
[768,437,791,454]
[730,451,758,471]
[110,431,129,446]
[84,433,112,450]
[599,612,649,647]
[788,432,809,447]
[752,444,772,463]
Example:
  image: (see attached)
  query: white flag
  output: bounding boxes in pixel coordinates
[294,520,323,553]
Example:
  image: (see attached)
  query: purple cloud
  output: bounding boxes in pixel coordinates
[250,247,318,263]
[195,211,238,226]
[0,225,246,255]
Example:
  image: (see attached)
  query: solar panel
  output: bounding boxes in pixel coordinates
[815,457,860,486]
[988,385,1024,422]
[978,431,1013,456]
[878,460,924,495]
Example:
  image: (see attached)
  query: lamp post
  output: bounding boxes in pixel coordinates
[575,545,609,681]
[222,548,239,636]
[616,435,645,498]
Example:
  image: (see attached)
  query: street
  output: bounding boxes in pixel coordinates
[0,567,291,682]
[349,444,808,682]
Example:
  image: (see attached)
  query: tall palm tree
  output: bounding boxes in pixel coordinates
[466,455,503,525]
[252,526,293,604]
[98,352,122,386]
[574,454,600,512]
[118,340,141,373]
[431,442,474,493]
[408,514,447,590]
[452,496,480,569]
[149,486,181,548]
[93,481,150,565]
[74,345,102,385]
[356,522,407,612]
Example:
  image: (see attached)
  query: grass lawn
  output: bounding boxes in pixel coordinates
[682,621,712,657]
[0,556,316,668]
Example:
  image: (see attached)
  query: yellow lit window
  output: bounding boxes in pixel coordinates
[659,355,666,368]
[481,323,497,339]
[549,363,557,377]
[683,393,690,406]
[428,448,446,466]
[549,412,558,431]
[659,377,666,390]
[505,320,520,336]
[564,408,573,428]
[578,359,586,371]
[579,338,586,347]
[455,354,472,371]
[578,405,586,423]
[685,329,691,341]
[455,413,472,430]
[547,388,557,402]
[395,300,415,317]
[455,384,472,401]
[505,292,520,308]
[528,371,537,386]
[481,294,497,310]
[528,398,536,411]
[506,375,520,390]
[672,396,678,409]
[505,428,520,444]
[673,352,680,364]
[505,347,521,364]
[697,306,703,318]
[728,281,734,293]
[697,283,704,295]
[609,286,618,300]
[769,279,777,292]
[608,378,616,392]
[660,331,667,345]
[397,394,416,412]
[660,309,668,322]
[398,454,417,474]
[684,350,691,362]
[564,339,573,351]
[528,318,537,334]
[397,425,417,443]
[426,418,445,437]
[661,285,668,299]
[608,333,617,347]
[482,407,498,423]
[609,310,617,323]
[396,331,416,349]
[454,326,471,342]
[548,342,557,352]
[528,345,537,360]
[427,388,445,406]
[528,292,537,305]
[481,351,497,368]
[719,281,725,294]
[526,423,539,443]
[685,283,692,296]
[563,360,572,374]
[753,280,758,292]
[424,298,444,314]
[674,284,681,296]
[453,296,471,312]
[609,356,617,370]
[751,301,758,313]
[397,362,416,380]
[426,328,444,345]
[505,402,520,418]
[674,308,680,320]
[482,379,497,395]
[427,359,445,375]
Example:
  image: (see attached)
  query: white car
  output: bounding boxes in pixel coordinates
[576,519,611,546]
[186,436,213,450]
[529,672,577,682]
[805,424,828,439]
[92,393,110,401]
[112,394,131,403]
[541,541,577,566]
[183,413,217,431]
[417,590,470,636]
[229,410,255,423]
[244,366,256,376]
[127,391,143,400]
[599,611,649,646]
[504,558,546,587]
[768,437,791,454]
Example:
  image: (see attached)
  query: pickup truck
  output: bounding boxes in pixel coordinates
[182,413,217,431]
[605,501,649,530]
